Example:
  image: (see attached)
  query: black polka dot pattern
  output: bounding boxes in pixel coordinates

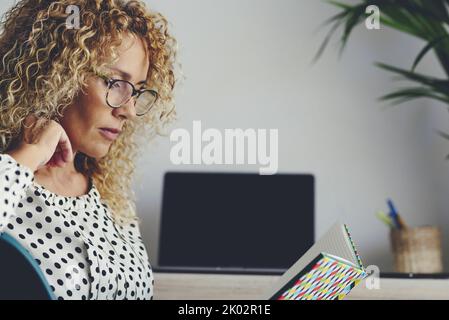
[0,154,154,300]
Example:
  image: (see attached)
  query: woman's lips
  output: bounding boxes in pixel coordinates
[99,128,121,141]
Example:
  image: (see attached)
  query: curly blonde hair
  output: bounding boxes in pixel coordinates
[0,0,177,223]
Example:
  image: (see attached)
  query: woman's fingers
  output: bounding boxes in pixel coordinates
[55,152,65,167]
[58,129,73,164]
[47,150,64,168]
[22,116,74,169]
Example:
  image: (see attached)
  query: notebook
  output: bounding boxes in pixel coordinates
[262,223,367,300]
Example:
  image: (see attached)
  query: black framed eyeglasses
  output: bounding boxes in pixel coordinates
[97,73,158,116]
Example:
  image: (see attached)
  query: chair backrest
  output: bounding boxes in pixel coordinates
[0,233,55,300]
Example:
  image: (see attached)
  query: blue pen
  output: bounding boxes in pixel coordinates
[387,199,400,229]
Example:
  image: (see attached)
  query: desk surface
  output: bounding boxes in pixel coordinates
[153,272,449,300]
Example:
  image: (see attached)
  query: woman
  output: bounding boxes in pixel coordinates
[0,0,177,300]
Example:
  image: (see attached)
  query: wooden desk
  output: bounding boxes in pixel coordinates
[153,272,449,300]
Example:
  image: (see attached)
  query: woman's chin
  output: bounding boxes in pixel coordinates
[81,145,111,160]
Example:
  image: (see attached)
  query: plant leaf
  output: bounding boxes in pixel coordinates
[313,12,350,63]
[380,87,449,105]
[340,5,367,53]
[437,129,449,141]
[412,35,449,72]
[376,63,449,96]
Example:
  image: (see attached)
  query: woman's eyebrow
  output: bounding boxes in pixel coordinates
[108,67,147,85]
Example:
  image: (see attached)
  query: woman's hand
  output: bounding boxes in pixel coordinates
[7,115,74,172]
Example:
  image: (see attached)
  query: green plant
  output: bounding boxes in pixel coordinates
[317,0,449,155]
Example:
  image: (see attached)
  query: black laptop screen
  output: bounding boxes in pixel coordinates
[158,172,314,271]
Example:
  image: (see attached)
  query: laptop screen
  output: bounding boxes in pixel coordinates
[158,172,314,273]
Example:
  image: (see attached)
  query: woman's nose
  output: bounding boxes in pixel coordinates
[113,97,137,120]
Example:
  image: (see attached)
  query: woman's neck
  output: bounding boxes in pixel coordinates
[34,151,91,196]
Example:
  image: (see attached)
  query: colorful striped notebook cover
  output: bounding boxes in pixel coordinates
[263,223,367,300]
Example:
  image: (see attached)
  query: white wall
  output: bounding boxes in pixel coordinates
[137,0,444,271]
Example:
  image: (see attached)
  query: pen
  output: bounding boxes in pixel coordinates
[376,211,394,228]
[387,199,405,229]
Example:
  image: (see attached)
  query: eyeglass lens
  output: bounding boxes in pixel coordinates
[107,80,157,115]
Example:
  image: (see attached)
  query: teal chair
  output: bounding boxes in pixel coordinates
[0,233,55,300]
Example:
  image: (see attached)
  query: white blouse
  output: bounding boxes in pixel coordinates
[0,153,154,300]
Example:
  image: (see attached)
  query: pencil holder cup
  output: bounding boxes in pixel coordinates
[390,226,443,273]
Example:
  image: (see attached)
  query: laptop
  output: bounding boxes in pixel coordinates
[155,172,314,275]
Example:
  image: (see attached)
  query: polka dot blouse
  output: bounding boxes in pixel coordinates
[0,154,154,300]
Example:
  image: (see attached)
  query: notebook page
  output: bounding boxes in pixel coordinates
[262,222,359,299]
